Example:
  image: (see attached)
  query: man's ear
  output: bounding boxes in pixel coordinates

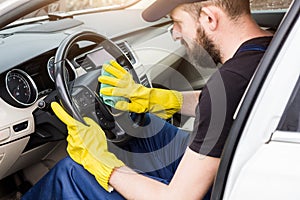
[199,6,220,31]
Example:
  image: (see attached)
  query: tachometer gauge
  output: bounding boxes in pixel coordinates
[47,56,70,82]
[47,56,55,82]
[5,69,38,107]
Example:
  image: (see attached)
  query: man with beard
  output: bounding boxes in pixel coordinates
[23,0,273,199]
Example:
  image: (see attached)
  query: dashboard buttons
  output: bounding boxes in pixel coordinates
[13,121,28,132]
[38,100,46,109]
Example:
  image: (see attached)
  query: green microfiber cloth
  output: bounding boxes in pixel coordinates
[100,67,127,107]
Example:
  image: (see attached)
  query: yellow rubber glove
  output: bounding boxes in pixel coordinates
[51,102,124,192]
[98,60,183,119]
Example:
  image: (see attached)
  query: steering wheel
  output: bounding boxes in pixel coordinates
[54,30,144,144]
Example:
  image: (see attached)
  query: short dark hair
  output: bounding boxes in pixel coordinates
[213,0,251,18]
[182,0,251,20]
[142,0,251,22]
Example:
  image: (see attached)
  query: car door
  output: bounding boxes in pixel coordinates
[211,1,300,199]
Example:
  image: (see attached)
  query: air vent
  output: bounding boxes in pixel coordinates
[75,55,95,71]
[139,74,151,87]
[75,55,86,66]
[117,41,136,64]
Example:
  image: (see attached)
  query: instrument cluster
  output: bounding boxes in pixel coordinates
[1,53,75,108]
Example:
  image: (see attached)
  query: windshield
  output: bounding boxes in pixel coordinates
[3,0,142,21]
[10,0,293,20]
[0,0,293,26]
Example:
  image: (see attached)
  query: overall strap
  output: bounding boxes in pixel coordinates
[237,44,267,54]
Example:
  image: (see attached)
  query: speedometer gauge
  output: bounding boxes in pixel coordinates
[5,69,38,107]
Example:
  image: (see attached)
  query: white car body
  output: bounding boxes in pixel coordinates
[212,1,300,199]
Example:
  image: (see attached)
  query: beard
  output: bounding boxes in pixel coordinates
[182,25,222,68]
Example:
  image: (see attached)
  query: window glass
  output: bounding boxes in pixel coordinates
[19,0,141,20]
[250,0,292,10]
[278,76,300,132]
[63,0,139,11]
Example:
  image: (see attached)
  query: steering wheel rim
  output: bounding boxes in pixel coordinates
[54,30,142,144]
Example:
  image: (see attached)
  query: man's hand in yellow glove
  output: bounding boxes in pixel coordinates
[51,102,124,192]
[98,60,183,119]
